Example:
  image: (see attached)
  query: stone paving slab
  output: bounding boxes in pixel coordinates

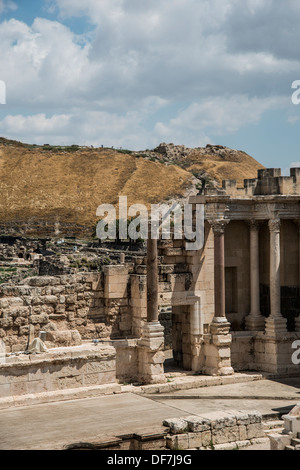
[0,376,300,450]
[0,392,185,450]
[147,377,300,400]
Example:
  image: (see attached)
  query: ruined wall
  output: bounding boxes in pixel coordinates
[0,269,132,353]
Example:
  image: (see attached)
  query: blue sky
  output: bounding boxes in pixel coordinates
[0,0,300,171]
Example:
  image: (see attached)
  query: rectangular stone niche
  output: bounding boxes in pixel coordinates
[0,344,120,408]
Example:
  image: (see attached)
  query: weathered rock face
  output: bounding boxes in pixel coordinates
[153,143,192,161]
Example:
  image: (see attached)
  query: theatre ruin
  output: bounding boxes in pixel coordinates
[1,167,300,404]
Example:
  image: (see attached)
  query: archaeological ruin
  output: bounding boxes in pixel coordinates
[1,166,300,406]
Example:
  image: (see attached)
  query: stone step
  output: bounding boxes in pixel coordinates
[263,420,284,430]
[285,445,295,451]
[291,438,300,447]
[265,427,284,435]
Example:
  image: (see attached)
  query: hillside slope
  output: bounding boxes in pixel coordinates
[0,139,264,237]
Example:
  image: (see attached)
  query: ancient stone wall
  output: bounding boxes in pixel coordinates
[163,411,265,450]
[0,344,118,402]
[0,270,132,353]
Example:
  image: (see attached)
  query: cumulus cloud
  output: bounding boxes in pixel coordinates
[0,0,299,149]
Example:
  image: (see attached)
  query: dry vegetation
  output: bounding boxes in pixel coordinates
[0,138,264,236]
[0,142,191,231]
[182,147,265,186]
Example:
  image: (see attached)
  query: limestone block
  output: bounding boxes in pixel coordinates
[30,314,49,325]
[201,430,213,447]
[28,277,56,287]
[163,418,189,434]
[86,360,115,374]
[212,426,239,445]
[283,415,300,435]
[11,381,28,396]
[13,317,28,327]
[239,425,248,441]
[212,334,232,347]
[184,416,211,432]
[141,362,165,376]
[248,411,262,424]
[8,297,24,307]
[246,423,264,439]
[55,304,66,314]
[269,433,291,451]
[166,434,189,450]
[0,299,9,309]
[187,432,202,449]
[218,347,231,359]
[45,329,81,346]
[0,384,11,398]
[0,316,14,329]
[51,286,65,295]
[65,294,76,304]
[27,380,47,395]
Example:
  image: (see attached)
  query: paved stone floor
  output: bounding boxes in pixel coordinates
[1,375,300,450]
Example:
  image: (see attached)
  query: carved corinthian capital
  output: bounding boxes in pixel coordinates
[209,219,230,235]
[247,219,260,231]
[268,218,281,232]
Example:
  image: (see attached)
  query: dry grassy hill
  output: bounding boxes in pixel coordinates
[0,138,264,237]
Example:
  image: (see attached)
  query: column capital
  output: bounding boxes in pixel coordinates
[268,218,281,233]
[247,219,261,231]
[209,219,230,235]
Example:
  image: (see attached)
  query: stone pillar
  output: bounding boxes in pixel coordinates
[204,220,234,376]
[245,220,265,331]
[190,299,203,372]
[137,236,166,384]
[265,218,287,335]
[146,237,159,323]
[212,220,228,323]
[295,221,300,332]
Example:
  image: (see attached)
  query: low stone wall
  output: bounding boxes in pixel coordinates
[163,410,265,450]
[231,331,300,375]
[0,344,118,406]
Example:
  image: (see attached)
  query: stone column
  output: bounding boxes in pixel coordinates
[137,235,166,384]
[190,299,203,372]
[265,218,287,335]
[294,220,300,332]
[204,219,234,376]
[146,236,159,322]
[245,220,265,331]
[211,220,228,324]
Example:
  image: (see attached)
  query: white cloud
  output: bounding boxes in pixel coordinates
[0,0,17,14]
[154,95,285,147]
[0,1,299,150]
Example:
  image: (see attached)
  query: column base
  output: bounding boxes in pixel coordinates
[137,322,166,384]
[245,314,265,331]
[210,319,231,335]
[265,316,287,336]
[204,319,234,376]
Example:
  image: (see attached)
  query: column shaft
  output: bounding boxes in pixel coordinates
[269,220,281,318]
[250,224,260,315]
[210,219,229,323]
[265,218,287,335]
[246,221,265,331]
[214,230,226,319]
[147,237,159,322]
